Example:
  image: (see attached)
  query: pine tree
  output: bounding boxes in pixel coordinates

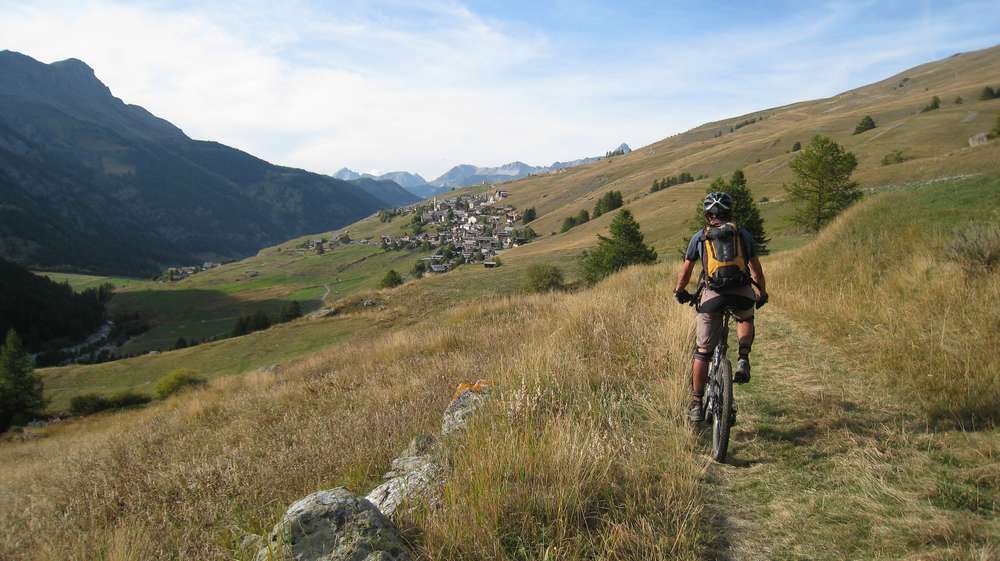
[575,209,590,225]
[786,136,862,232]
[921,95,941,113]
[690,171,770,255]
[249,311,272,332]
[979,86,996,101]
[580,210,657,284]
[0,330,45,432]
[853,115,876,135]
[521,207,537,223]
[560,216,578,233]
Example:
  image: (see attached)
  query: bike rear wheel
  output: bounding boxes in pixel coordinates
[711,358,734,462]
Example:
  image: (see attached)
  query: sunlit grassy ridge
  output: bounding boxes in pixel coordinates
[769,174,1000,424]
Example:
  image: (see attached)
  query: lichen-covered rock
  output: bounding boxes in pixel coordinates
[365,454,442,517]
[441,388,487,436]
[254,488,410,561]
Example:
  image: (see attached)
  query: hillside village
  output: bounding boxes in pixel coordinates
[379,190,536,272]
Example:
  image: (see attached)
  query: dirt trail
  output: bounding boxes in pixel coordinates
[699,311,998,561]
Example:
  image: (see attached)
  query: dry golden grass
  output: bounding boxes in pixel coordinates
[767,175,1000,424]
[0,266,703,561]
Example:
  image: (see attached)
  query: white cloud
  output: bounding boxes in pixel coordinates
[1,0,998,179]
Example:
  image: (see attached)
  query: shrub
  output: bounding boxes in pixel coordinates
[881,150,907,166]
[920,96,940,113]
[69,392,152,416]
[68,394,108,416]
[760,196,770,203]
[380,270,404,289]
[110,391,153,408]
[954,96,963,105]
[792,141,801,152]
[990,115,1000,139]
[853,115,876,135]
[979,86,996,101]
[525,264,565,292]
[944,223,1000,275]
[521,207,537,223]
[154,368,206,399]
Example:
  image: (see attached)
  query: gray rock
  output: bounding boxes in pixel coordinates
[365,454,442,517]
[441,389,487,436]
[254,488,410,561]
[969,133,990,147]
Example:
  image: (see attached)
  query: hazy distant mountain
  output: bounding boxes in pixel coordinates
[429,161,540,188]
[335,167,446,199]
[377,171,428,189]
[333,167,364,181]
[427,144,630,189]
[0,50,398,276]
[348,177,420,207]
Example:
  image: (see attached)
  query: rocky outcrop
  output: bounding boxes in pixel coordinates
[365,434,442,517]
[441,385,488,436]
[969,132,990,147]
[254,488,410,561]
[253,380,492,561]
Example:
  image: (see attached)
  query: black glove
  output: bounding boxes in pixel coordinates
[674,289,692,305]
[755,292,769,309]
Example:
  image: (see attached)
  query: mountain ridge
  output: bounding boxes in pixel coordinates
[0,50,407,276]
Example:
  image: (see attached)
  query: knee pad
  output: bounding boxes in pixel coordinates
[693,347,712,361]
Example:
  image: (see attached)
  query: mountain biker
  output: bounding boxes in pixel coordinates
[673,192,768,423]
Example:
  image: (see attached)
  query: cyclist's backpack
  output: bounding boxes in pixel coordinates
[701,223,750,290]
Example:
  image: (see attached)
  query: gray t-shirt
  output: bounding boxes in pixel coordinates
[684,226,757,262]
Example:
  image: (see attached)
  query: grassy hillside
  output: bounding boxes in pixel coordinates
[37,241,430,356]
[1,265,702,561]
[28,44,1000,416]
[3,175,998,560]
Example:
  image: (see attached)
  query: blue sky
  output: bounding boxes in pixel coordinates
[3,0,999,178]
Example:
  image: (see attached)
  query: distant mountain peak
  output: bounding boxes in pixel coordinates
[50,57,96,74]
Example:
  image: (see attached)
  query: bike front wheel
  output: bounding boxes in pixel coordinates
[711,358,734,462]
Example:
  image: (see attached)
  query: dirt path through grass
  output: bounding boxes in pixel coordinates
[700,311,998,560]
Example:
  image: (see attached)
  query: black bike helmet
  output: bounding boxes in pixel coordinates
[703,192,733,217]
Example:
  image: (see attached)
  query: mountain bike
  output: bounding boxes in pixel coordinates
[685,298,737,462]
[702,308,737,462]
